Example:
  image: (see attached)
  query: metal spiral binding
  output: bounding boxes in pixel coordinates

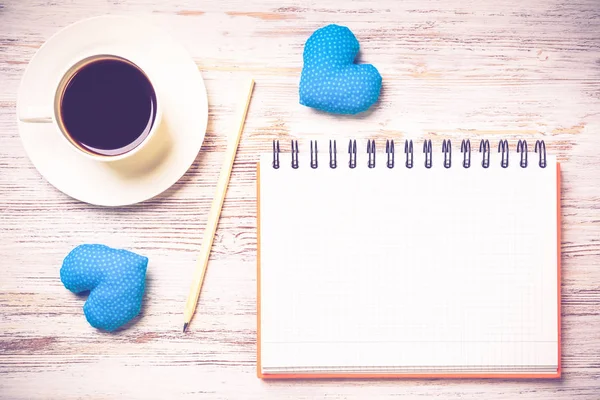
[517,140,528,168]
[461,139,471,168]
[405,140,414,169]
[367,140,376,168]
[442,139,452,168]
[271,139,547,170]
[386,140,395,168]
[479,139,490,168]
[535,140,547,168]
[272,140,280,169]
[310,140,318,169]
[348,139,357,169]
[329,140,337,169]
[498,139,509,168]
[423,140,433,169]
[291,140,299,169]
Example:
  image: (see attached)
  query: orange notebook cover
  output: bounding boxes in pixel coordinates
[257,144,561,379]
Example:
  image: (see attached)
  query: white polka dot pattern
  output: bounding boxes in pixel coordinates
[299,24,382,115]
[60,244,148,332]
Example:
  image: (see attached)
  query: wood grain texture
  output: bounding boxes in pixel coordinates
[1,0,599,398]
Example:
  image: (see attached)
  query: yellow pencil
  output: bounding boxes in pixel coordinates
[183,78,255,332]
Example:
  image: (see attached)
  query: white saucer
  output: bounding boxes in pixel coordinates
[17,16,208,206]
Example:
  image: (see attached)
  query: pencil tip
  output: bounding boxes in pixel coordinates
[183,323,188,332]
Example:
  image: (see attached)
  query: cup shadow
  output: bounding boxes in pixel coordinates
[120,110,215,209]
[106,113,174,178]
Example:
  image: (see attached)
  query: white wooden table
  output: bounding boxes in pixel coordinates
[1,0,599,398]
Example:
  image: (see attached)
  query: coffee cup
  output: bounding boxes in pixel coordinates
[18,54,162,162]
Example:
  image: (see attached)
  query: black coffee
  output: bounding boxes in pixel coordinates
[60,58,157,156]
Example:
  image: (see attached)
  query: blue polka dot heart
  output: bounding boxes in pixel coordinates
[60,244,148,332]
[299,24,382,115]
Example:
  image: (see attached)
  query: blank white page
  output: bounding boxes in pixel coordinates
[259,147,558,375]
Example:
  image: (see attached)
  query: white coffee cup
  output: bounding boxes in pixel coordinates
[18,54,162,162]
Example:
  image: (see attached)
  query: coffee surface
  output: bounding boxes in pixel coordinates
[60,58,157,156]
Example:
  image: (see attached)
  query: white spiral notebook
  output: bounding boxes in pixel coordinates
[257,139,561,379]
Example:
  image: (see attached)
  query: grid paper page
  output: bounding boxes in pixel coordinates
[259,149,558,374]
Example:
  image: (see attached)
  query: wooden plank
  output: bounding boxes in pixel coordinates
[1,0,599,398]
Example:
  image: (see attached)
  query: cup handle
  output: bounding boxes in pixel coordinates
[18,106,54,123]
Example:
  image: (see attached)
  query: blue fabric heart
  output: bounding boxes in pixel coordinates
[299,24,382,115]
[60,244,148,332]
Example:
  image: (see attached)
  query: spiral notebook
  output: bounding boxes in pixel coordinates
[257,139,561,379]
